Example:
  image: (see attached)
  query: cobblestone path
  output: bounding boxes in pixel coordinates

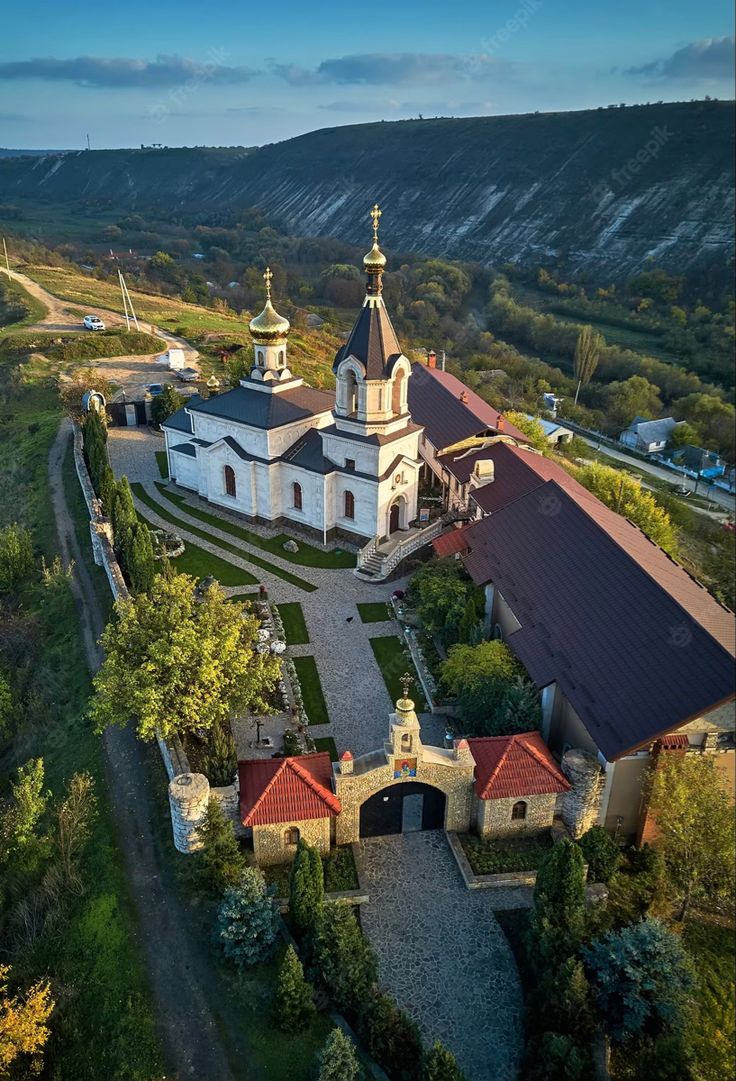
[359,831,523,1081]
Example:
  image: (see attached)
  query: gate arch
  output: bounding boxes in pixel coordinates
[359,781,447,837]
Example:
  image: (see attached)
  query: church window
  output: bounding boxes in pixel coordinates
[224,465,236,498]
[344,490,355,520]
[400,733,412,752]
[293,482,303,511]
[284,826,300,846]
[511,801,527,821]
[345,458,355,471]
[278,350,285,367]
[256,350,264,367]
[392,368,406,415]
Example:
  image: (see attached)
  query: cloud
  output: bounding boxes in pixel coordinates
[0,54,257,88]
[272,52,509,87]
[628,37,735,81]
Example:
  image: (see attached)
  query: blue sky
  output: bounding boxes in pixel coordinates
[0,0,733,148]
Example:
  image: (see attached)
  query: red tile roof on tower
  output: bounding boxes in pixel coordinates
[468,732,570,800]
[239,753,341,827]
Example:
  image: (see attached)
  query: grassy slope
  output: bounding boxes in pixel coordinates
[0,347,162,1079]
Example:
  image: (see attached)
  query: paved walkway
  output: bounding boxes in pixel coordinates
[359,832,523,1081]
[107,427,447,755]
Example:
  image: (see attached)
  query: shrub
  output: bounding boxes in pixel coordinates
[313,902,376,1013]
[583,918,694,1041]
[524,1032,592,1081]
[440,640,530,734]
[315,1027,362,1081]
[281,729,302,757]
[359,991,423,1081]
[203,721,237,787]
[274,945,315,1032]
[423,1040,467,1080]
[288,839,324,937]
[529,839,586,967]
[194,800,246,895]
[215,867,279,968]
[578,826,621,884]
[0,524,34,594]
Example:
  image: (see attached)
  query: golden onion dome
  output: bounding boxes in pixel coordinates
[363,241,387,271]
[249,266,290,342]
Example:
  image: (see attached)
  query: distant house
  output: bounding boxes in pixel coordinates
[665,444,726,480]
[525,415,574,447]
[619,416,679,454]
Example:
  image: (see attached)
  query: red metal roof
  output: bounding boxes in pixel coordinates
[433,527,471,558]
[238,753,341,827]
[468,732,570,800]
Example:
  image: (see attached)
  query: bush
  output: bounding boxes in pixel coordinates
[313,902,376,1014]
[315,1027,362,1081]
[203,721,237,786]
[423,1041,467,1081]
[440,640,534,734]
[150,384,185,427]
[0,524,34,594]
[459,833,553,875]
[215,867,279,968]
[274,945,315,1032]
[524,1032,592,1081]
[578,826,621,883]
[359,991,423,1081]
[281,728,302,756]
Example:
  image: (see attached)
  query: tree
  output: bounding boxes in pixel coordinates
[457,598,482,645]
[91,574,280,741]
[573,325,603,403]
[110,476,137,538]
[583,919,694,1041]
[423,1041,467,1081]
[150,384,185,428]
[275,945,315,1031]
[578,826,620,884]
[56,770,96,881]
[58,367,113,418]
[506,411,550,454]
[194,800,246,894]
[529,838,586,966]
[82,407,108,493]
[647,752,735,919]
[0,523,34,594]
[288,839,324,937]
[576,462,678,556]
[603,375,662,429]
[498,675,542,734]
[672,393,736,460]
[0,759,48,863]
[0,674,12,742]
[313,902,377,1013]
[440,641,527,734]
[119,522,156,594]
[0,965,54,1074]
[360,991,423,1081]
[215,867,279,967]
[407,559,477,646]
[525,1032,592,1081]
[315,1027,362,1081]
[98,463,117,513]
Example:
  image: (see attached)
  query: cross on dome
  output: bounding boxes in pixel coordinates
[370,203,382,243]
[400,671,413,699]
[263,266,273,300]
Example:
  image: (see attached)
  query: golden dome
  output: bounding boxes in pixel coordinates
[363,241,387,271]
[249,266,290,342]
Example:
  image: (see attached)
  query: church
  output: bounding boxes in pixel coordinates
[162,206,424,543]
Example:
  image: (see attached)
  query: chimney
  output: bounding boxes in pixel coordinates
[497,414,506,432]
[459,390,469,404]
[427,350,437,369]
[441,350,446,371]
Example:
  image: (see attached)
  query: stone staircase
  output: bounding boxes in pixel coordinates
[355,512,466,582]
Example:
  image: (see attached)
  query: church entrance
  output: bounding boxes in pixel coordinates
[389,501,401,534]
[359,782,446,838]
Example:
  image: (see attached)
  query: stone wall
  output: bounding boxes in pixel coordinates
[476,792,557,838]
[211,783,246,839]
[253,816,331,866]
[559,748,604,838]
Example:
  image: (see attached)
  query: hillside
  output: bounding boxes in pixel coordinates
[1,102,733,281]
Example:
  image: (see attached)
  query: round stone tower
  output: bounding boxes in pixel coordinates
[168,772,210,853]
[559,749,604,838]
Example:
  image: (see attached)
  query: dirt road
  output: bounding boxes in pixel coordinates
[49,419,239,1081]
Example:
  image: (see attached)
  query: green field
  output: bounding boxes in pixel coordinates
[169,539,260,587]
[278,601,310,645]
[368,634,428,711]
[292,655,330,725]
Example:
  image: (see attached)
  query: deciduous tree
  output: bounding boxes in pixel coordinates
[576,462,678,555]
[91,574,280,741]
[573,325,603,403]
[0,965,54,1073]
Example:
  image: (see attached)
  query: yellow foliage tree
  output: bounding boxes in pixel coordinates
[0,965,54,1073]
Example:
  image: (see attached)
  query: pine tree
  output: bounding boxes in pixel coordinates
[195,800,246,895]
[315,1027,362,1081]
[275,945,315,1031]
[126,523,156,594]
[529,838,586,967]
[288,838,324,936]
[313,902,377,1013]
[423,1041,467,1081]
[215,866,279,968]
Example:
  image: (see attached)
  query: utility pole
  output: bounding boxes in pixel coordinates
[2,237,9,276]
[693,449,708,497]
[118,269,140,331]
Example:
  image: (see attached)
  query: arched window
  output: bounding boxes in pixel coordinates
[284,826,300,846]
[278,350,285,368]
[344,490,355,520]
[400,733,412,752]
[391,368,406,415]
[511,801,527,821]
[256,350,264,368]
[224,465,236,498]
[293,481,303,511]
[342,369,358,415]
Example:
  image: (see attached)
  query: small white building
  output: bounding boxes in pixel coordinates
[162,217,422,544]
[619,416,679,455]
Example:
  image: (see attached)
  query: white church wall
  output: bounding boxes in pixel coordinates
[277,463,331,533]
[172,453,199,491]
[192,414,271,460]
[321,432,378,475]
[266,413,332,459]
[334,475,378,538]
[204,444,256,516]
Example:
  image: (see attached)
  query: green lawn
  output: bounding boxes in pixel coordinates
[156,482,356,568]
[131,482,316,592]
[314,736,338,761]
[278,601,310,645]
[357,601,392,623]
[368,635,428,711]
[683,919,736,1080]
[168,539,260,586]
[293,655,330,725]
[155,450,169,478]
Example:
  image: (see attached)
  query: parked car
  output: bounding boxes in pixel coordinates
[83,314,105,331]
[147,383,164,396]
[176,367,199,383]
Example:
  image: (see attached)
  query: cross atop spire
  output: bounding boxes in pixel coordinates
[370,203,382,244]
[400,671,413,699]
[263,266,273,301]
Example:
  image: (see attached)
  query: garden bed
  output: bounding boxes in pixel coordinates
[262,845,359,897]
[459,831,554,875]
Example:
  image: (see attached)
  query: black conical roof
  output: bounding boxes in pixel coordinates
[333,299,403,379]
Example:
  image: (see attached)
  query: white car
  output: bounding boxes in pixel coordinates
[83,314,105,331]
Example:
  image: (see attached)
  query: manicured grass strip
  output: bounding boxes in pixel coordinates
[131,483,316,592]
[278,601,309,645]
[314,736,338,761]
[357,601,392,623]
[155,450,169,479]
[156,482,356,569]
[368,634,428,711]
[169,540,259,586]
[292,655,329,725]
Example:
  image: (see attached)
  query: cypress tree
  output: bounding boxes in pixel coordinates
[111,476,137,538]
[315,1028,362,1081]
[423,1041,467,1081]
[127,523,156,594]
[288,838,324,936]
[275,945,315,1031]
[98,464,116,514]
[529,838,586,966]
[313,902,376,1013]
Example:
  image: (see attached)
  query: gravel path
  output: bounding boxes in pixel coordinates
[359,832,523,1081]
